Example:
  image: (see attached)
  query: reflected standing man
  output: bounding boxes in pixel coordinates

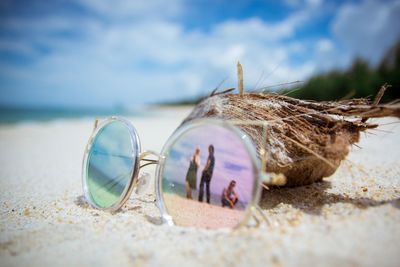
[198,145,215,204]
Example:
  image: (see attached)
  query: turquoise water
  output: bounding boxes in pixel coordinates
[0,106,151,124]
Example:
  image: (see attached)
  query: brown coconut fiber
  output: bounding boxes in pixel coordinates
[182,85,400,187]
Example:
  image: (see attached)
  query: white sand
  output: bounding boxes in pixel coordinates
[0,107,399,267]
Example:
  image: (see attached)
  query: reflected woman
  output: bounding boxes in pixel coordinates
[185,147,200,199]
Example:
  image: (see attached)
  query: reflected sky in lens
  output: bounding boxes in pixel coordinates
[164,124,255,204]
[87,121,135,209]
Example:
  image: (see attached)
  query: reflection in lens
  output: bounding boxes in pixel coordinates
[161,124,256,229]
[86,121,135,209]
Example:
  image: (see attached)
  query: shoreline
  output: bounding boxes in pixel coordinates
[0,105,195,125]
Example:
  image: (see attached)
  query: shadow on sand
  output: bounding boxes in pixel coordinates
[259,180,399,215]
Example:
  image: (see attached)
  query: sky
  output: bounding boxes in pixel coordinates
[0,0,399,109]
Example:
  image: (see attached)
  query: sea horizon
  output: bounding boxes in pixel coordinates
[0,104,164,124]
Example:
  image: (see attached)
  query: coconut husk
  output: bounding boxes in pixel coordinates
[181,86,400,187]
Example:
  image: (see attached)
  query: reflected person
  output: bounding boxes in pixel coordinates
[198,145,215,204]
[222,180,238,209]
[185,147,200,199]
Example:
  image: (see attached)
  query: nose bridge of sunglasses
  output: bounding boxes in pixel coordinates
[131,150,160,195]
[135,172,151,195]
[139,150,160,168]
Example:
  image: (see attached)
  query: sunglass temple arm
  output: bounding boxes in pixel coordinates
[250,205,272,227]
[259,122,286,188]
[93,118,100,130]
[248,123,285,227]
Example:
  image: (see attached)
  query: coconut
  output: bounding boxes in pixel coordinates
[181,87,400,187]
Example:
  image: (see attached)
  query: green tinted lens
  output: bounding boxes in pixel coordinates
[86,120,136,209]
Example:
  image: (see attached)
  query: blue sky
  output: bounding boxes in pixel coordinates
[0,0,399,109]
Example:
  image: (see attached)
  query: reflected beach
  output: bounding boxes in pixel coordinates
[161,124,255,228]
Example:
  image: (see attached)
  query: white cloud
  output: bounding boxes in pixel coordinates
[316,38,334,53]
[0,4,319,108]
[212,13,308,42]
[332,0,400,65]
[2,0,396,108]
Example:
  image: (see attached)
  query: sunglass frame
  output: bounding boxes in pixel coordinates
[82,117,263,228]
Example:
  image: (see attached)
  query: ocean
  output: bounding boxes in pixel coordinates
[0,106,153,124]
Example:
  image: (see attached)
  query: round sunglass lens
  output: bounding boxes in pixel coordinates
[85,120,137,209]
[161,123,257,228]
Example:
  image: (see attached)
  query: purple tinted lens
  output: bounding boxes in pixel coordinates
[161,123,256,229]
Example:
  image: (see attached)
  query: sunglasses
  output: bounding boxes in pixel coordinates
[82,117,285,229]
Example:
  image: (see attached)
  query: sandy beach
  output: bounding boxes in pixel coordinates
[0,106,399,267]
[162,193,244,229]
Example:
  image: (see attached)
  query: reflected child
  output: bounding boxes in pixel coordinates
[221,180,238,209]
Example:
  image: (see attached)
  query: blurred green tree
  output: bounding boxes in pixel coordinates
[286,41,400,102]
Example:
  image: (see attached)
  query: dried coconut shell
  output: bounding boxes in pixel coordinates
[181,92,400,187]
